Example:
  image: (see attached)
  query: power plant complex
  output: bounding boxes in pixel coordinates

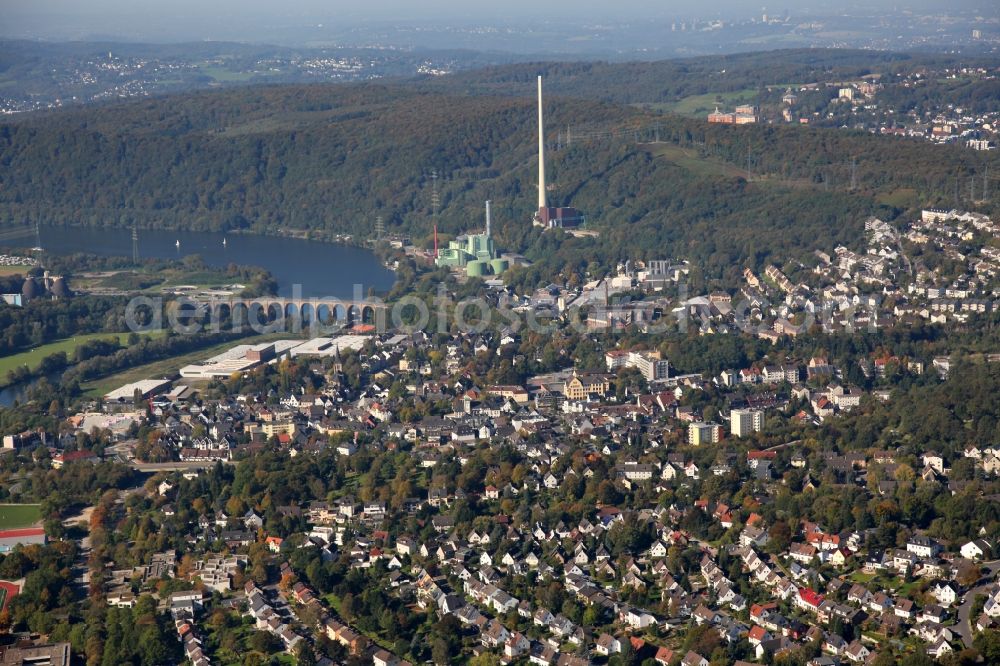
[434,200,509,277]
[434,75,583,278]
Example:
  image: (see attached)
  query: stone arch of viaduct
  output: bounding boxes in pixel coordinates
[204,298,388,326]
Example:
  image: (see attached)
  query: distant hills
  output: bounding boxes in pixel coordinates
[1,49,998,287]
[426,49,999,105]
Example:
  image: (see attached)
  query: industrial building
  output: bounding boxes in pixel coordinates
[179,337,370,379]
[104,378,173,403]
[435,201,509,277]
[179,341,299,379]
[0,642,71,666]
[532,76,584,230]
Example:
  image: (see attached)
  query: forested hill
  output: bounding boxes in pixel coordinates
[0,77,997,286]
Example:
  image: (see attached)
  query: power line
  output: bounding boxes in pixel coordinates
[0,227,34,243]
[430,169,440,219]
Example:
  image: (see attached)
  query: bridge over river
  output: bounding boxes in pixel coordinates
[188,296,391,326]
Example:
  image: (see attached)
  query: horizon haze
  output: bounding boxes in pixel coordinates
[3,0,996,48]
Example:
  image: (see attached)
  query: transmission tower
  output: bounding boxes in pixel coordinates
[132,223,140,264]
[34,221,41,250]
[374,215,385,241]
[431,169,440,220]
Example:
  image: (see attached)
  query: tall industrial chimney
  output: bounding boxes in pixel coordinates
[537,75,547,214]
[485,200,491,238]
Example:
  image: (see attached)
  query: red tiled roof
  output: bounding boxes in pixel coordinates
[798,587,824,607]
[747,450,777,460]
[55,450,97,462]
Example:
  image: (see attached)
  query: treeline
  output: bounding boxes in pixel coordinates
[876,76,1000,117]
[0,541,78,634]
[0,296,126,355]
[61,329,246,387]
[0,538,180,663]
[29,460,138,517]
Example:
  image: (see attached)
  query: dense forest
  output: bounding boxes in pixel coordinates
[1,53,998,287]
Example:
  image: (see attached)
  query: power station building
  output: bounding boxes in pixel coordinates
[532,76,584,229]
[435,201,509,277]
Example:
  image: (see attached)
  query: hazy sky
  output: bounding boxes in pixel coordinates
[3,0,995,43]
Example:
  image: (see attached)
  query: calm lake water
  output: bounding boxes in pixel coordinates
[2,225,396,299]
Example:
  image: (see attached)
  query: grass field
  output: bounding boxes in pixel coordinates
[647,143,833,191]
[80,331,293,397]
[639,88,759,117]
[648,144,750,179]
[0,331,163,384]
[877,187,920,209]
[0,265,33,277]
[0,504,41,529]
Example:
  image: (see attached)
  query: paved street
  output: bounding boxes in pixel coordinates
[956,560,1000,648]
[130,460,233,472]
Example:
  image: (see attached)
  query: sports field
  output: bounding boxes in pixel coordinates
[0,581,20,611]
[0,504,42,529]
[0,330,163,385]
[0,265,33,277]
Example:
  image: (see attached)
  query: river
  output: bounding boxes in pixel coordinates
[1,225,396,299]
[0,371,64,408]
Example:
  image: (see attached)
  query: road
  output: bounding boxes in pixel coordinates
[63,505,95,587]
[956,560,1000,649]
[130,460,234,472]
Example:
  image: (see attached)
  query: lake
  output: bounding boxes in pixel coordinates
[1,225,396,299]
